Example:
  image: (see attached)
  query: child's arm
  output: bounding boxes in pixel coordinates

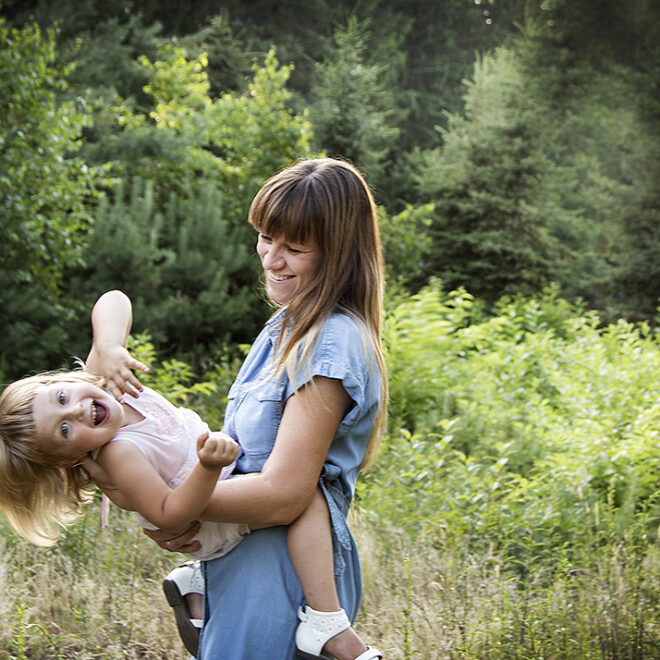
[97,429,239,530]
[86,290,149,400]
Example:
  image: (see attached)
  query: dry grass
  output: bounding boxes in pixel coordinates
[0,505,190,659]
[353,516,660,659]
[1,506,658,659]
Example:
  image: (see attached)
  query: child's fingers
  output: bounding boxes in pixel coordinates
[196,430,210,452]
[198,434,239,467]
[116,361,146,397]
[130,358,149,374]
[106,381,125,402]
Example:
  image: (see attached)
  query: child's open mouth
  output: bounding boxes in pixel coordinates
[92,400,107,426]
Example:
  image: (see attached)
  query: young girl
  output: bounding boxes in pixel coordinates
[0,292,380,660]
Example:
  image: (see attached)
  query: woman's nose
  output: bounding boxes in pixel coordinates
[262,245,284,269]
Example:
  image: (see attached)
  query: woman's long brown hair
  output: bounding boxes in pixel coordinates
[249,158,387,469]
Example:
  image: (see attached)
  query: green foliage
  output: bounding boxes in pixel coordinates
[106,45,311,221]
[178,12,251,97]
[66,178,264,365]
[126,331,243,430]
[308,16,402,185]
[0,18,102,379]
[0,18,97,290]
[368,283,660,572]
[379,203,434,293]
[62,47,311,365]
[415,48,566,303]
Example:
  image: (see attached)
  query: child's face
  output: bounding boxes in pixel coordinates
[32,381,125,463]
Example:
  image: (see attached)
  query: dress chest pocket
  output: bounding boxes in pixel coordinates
[228,377,286,470]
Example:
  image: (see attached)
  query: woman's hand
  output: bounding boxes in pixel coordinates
[86,343,149,401]
[143,522,203,555]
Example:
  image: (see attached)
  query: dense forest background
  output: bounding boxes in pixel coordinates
[1,0,659,381]
[2,2,660,657]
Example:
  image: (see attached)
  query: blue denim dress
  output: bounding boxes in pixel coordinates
[199,309,381,659]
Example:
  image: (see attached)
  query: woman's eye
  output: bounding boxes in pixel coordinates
[60,422,69,438]
[57,391,67,405]
[259,233,272,243]
[287,247,302,254]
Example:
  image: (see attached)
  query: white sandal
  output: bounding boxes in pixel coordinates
[353,649,383,660]
[162,561,204,656]
[295,605,383,659]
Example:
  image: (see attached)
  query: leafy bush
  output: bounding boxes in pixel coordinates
[366,283,660,571]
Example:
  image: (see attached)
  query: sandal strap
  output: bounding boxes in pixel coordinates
[354,648,383,660]
[296,606,351,656]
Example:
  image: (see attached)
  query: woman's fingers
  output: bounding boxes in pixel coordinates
[143,521,202,554]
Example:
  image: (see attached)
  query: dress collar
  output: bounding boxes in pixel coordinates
[265,307,287,339]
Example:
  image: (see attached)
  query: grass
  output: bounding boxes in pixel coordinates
[356,518,660,659]
[0,505,189,659]
[1,504,658,658]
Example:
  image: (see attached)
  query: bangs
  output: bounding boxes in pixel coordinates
[249,174,325,248]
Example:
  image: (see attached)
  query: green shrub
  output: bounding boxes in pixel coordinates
[366,283,660,571]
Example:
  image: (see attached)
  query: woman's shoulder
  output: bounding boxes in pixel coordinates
[317,310,366,346]
[312,310,371,365]
[322,309,366,335]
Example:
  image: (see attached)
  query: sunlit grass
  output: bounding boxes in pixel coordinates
[2,504,656,658]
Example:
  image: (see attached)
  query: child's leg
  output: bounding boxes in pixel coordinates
[185,591,203,620]
[288,487,371,660]
[287,486,340,610]
[162,561,204,657]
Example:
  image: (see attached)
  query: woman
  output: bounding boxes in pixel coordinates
[88,158,387,659]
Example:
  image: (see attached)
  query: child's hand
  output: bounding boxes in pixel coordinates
[196,430,240,470]
[86,344,149,401]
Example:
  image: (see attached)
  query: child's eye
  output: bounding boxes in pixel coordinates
[57,391,67,405]
[60,422,69,438]
[287,246,302,254]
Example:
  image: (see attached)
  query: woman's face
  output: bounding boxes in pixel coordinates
[256,233,322,305]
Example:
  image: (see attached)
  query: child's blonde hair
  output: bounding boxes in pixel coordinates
[0,369,106,545]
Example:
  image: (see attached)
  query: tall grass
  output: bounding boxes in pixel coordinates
[1,507,657,658]
[355,516,660,658]
[0,505,190,659]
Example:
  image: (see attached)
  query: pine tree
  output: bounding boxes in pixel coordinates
[309,17,402,187]
[415,48,564,303]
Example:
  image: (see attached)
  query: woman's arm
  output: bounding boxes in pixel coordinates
[97,429,239,531]
[86,290,149,400]
[199,376,352,527]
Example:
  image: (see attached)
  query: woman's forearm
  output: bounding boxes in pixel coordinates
[200,469,317,527]
[201,378,351,527]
